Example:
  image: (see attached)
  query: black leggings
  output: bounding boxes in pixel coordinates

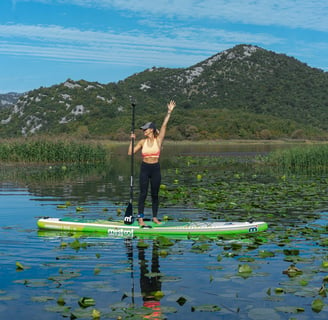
[138,162,161,218]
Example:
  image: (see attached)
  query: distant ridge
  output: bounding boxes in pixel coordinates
[0,92,22,109]
[1,44,327,140]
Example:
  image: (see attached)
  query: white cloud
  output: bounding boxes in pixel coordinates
[0,23,283,67]
[14,0,328,32]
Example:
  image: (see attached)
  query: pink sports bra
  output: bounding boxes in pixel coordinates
[141,139,160,159]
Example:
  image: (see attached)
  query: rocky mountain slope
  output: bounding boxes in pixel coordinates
[1,44,327,140]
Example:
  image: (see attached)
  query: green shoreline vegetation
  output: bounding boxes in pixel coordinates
[0,137,109,163]
[1,138,328,173]
[264,143,328,174]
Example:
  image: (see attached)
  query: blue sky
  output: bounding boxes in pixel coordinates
[0,0,327,93]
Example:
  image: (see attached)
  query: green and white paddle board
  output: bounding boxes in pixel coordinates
[37,217,268,238]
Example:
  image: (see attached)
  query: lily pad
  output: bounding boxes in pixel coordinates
[30,295,54,303]
[238,264,253,275]
[248,307,280,320]
[191,304,221,312]
[78,297,96,308]
[311,298,325,313]
[176,296,187,306]
[275,306,305,313]
[282,264,302,277]
[258,250,275,258]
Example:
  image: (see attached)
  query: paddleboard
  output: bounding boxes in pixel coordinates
[37,217,268,238]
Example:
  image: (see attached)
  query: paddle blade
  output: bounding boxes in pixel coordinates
[124,203,134,225]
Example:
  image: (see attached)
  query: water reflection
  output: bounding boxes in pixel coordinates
[0,143,298,203]
[125,239,163,319]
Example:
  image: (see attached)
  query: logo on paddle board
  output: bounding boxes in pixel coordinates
[248,226,258,233]
[124,215,134,224]
[107,228,134,238]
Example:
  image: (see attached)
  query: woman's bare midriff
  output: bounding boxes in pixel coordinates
[143,157,159,164]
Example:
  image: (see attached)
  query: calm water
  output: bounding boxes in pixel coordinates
[1,143,327,320]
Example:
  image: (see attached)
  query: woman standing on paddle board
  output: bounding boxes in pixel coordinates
[128,100,176,227]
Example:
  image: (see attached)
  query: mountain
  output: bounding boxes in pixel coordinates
[0,92,22,109]
[1,44,327,140]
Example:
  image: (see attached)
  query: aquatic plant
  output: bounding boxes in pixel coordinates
[263,144,328,174]
[0,138,108,163]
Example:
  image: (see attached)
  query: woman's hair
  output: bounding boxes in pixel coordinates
[154,129,159,137]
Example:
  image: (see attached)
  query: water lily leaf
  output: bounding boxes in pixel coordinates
[274,287,284,294]
[92,308,101,319]
[144,272,163,278]
[319,238,328,247]
[238,257,255,262]
[158,249,168,257]
[44,305,71,315]
[275,306,304,313]
[70,239,88,250]
[283,249,300,256]
[153,290,165,300]
[311,298,325,313]
[231,243,243,250]
[191,304,221,312]
[282,264,302,277]
[70,308,94,319]
[160,276,182,283]
[160,306,178,313]
[259,250,275,258]
[299,279,309,286]
[94,267,101,275]
[191,243,211,253]
[15,261,26,270]
[0,295,18,301]
[57,296,66,306]
[318,284,327,297]
[48,271,81,282]
[137,241,149,249]
[57,204,67,209]
[31,296,55,302]
[322,261,328,268]
[78,297,96,308]
[238,264,253,274]
[294,289,318,297]
[156,236,175,247]
[176,296,187,306]
[20,279,49,288]
[248,307,280,320]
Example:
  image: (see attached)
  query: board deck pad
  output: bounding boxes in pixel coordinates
[37,217,268,238]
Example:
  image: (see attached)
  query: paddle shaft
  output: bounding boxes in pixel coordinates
[129,103,136,204]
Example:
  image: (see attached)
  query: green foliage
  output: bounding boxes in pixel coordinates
[0,138,108,163]
[264,144,328,173]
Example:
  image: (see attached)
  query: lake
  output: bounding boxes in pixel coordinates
[1,142,328,319]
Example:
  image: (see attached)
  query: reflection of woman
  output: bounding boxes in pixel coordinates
[128,100,176,226]
[138,242,162,319]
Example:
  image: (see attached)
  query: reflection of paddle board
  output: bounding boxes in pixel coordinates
[37,217,268,238]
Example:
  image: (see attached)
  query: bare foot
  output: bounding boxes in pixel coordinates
[138,218,146,226]
[152,217,161,224]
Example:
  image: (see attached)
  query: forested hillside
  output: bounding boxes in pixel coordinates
[1,44,327,140]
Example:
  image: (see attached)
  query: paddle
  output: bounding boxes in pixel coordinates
[124,102,136,224]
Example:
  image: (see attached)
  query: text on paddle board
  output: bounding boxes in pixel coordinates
[107,228,134,237]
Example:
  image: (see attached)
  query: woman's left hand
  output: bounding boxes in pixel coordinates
[167,100,176,112]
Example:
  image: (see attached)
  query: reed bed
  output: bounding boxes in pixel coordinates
[0,138,108,163]
[264,144,328,173]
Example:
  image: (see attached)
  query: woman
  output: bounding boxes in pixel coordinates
[128,100,176,226]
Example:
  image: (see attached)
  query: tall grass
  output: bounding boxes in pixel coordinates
[0,138,108,163]
[264,144,328,173]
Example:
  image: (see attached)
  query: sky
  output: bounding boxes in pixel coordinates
[0,0,327,93]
